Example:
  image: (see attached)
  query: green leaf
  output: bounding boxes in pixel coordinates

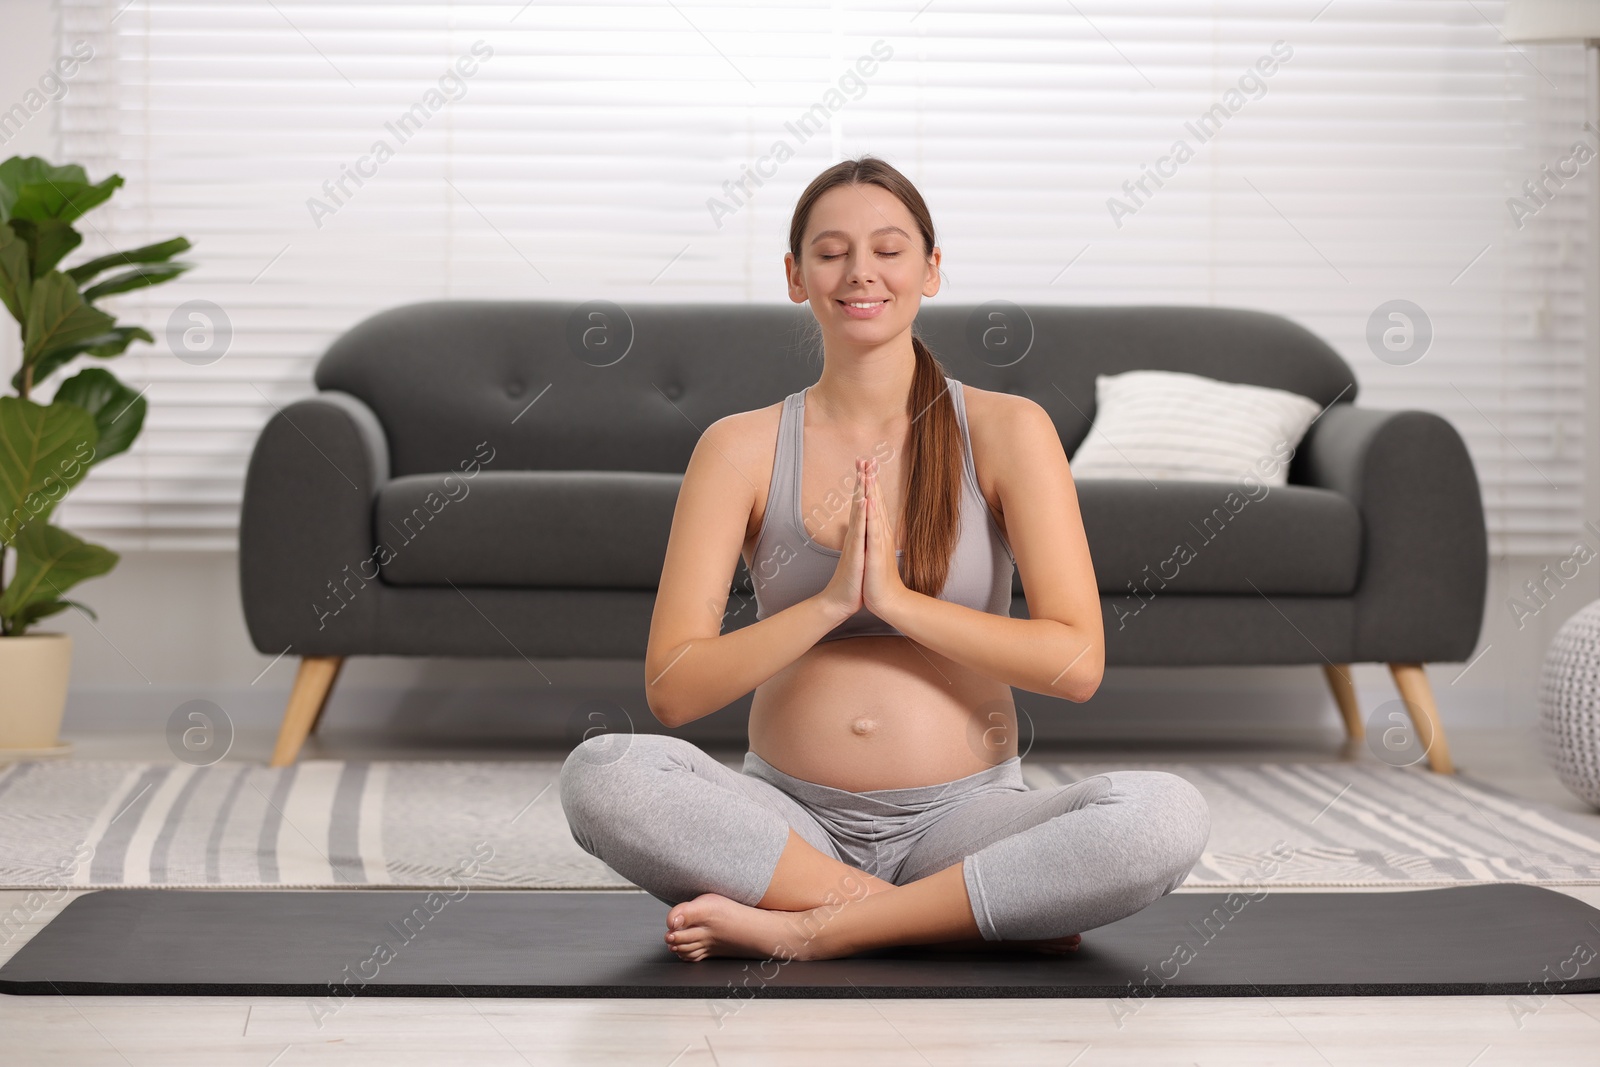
[53,367,144,462]
[0,223,30,324]
[3,597,94,636]
[0,157,123,223]
[0,158,88,219]
[9,218,83,277]
[82,261,191,303]
[11,179,121,223]
[66,236,192,285]
[0,522,117,626]
[12,325,154,394]
[22,271,115,367]
[0,396,97,541]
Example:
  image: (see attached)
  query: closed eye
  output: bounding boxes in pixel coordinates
[819,252,902,260]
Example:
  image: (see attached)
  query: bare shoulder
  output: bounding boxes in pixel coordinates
[698,399,784,478]
[959,383,1061,488]
[696,398,786,542]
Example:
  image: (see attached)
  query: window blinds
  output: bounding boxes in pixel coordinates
[47,0,1589,556]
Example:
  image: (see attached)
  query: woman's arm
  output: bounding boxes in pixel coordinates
[644,413,860,728]
[879,593,1102,702]
[868,393,1105,702]
[649,594,847,728]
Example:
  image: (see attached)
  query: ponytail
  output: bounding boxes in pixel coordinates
[902,334,963,597]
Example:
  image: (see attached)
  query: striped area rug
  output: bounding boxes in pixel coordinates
[1041,761,1600,886]
[0,758,1598,890]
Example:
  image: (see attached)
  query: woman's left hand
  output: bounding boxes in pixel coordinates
[862,458,911,621]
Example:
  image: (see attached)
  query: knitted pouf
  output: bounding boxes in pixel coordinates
[1538,598,1600,809]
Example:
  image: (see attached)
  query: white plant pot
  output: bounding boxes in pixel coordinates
[0,631,74,757]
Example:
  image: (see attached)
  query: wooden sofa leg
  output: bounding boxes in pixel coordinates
[270,656,346,768]
[1322,663,1364,742]
[1387,662,1455,774]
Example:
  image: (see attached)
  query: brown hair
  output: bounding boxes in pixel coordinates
[787,155,962,599]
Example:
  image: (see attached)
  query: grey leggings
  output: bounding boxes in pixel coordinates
[559,733,1210,941]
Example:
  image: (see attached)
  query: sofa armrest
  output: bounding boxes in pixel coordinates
[239,390,391,654]
[1297,403,1488,663]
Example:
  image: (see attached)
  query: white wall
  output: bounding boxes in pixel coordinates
[0,0,58,380]
[4,1,1594,752]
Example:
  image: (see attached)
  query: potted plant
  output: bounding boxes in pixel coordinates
[0,156,191,756]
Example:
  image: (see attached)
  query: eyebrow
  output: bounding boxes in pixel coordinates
[809,225,912,245]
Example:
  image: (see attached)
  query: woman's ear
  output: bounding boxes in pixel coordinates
[784,251,809,304]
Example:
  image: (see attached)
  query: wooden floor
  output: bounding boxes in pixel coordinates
[2,725,1598,1064]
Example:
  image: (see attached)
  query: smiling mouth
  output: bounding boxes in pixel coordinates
[837,299,887,308]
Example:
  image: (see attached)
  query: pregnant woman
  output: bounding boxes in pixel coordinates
[560,155,1210,962]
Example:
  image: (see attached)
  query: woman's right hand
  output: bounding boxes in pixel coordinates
[816,459,868,623]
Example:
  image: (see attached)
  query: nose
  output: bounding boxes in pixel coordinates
[846,250,876,286]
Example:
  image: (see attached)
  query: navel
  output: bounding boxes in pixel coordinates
[850,717,878,736]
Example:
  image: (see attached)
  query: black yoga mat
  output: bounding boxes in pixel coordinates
[4,884,1599,999]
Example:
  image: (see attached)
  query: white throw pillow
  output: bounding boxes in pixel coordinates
[1068,370,1322,486]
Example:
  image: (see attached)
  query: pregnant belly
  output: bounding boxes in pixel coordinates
[746,636,1019,792]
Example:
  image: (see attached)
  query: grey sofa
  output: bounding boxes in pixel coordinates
[240,300,1488,771]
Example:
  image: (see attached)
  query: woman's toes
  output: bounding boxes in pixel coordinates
[670,937,707,959]
[665,894,719,933]
[663,893,736,960]
[660,892,830,961]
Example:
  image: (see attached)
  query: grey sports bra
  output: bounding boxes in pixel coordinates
[748,375,1016,641]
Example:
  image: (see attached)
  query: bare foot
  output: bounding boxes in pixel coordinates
[662,893,1081,962]
[664,893,847,962]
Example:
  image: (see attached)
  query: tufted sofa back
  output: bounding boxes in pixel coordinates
[313,300,1358,479]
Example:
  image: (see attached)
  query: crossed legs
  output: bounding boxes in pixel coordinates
[669,826,1082,961]
[560,734,1210,962]
[665,833,1004,961]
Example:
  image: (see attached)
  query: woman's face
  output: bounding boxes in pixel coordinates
[786,182,940,347]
